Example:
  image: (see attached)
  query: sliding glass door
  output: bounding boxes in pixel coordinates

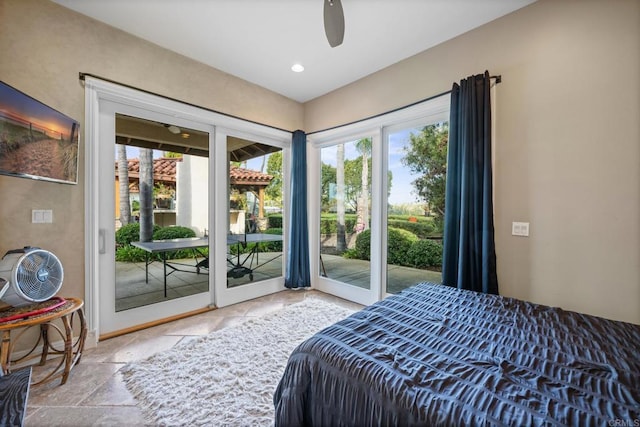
[309,93,450,305]
[85,77,292,341]
[212,130,289,308]
[385,124,446,295]
[312,133,381,306]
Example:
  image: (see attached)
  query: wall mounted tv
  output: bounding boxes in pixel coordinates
[0,81,79,184]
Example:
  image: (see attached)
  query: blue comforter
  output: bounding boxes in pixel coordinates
[274,283,640,426]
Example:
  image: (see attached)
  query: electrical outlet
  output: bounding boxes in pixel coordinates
[512,222,529,237]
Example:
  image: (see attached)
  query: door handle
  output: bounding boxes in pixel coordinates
[99,229,106,254]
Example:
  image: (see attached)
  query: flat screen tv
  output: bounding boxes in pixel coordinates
[0,81,79,184]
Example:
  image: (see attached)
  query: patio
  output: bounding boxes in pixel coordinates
[115,252,441,311]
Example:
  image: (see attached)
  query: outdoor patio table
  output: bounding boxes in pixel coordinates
[131,237,209,297]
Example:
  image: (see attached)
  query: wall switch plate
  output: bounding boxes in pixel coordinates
[512,221,529,237]
[32,209,53,223]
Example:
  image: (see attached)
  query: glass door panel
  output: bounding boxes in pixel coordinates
[386,123,447,294]
[319,138,372,289]
[226,138,283,288]
[113,114,209,311]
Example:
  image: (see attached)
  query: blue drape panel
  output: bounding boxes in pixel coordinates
[285,130,311,288]
[442,71,499,295]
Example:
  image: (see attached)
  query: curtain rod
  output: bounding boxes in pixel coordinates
[307,74,501,136]
[79,72,500,137]
[78,72,294,134]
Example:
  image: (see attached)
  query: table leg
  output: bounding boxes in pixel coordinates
[163,252,167,297]
[60,314,73,385]
[145,252,149,283]
[1,330,10,374]
[39,323,50,366]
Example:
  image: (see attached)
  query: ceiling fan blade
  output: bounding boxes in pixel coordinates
[324,0,345,48]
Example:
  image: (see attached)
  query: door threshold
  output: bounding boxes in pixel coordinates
[99,306,215,341]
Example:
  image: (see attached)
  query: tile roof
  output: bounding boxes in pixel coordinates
[116,158,273,186]
[115,157,181,183]
[229,166,273,186]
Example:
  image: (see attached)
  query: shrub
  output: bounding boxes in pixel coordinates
[115,245,148,262]
[406,239,443,268]
[115,223,161,246]
[267,214,282,229]
[387,219,435,239]
[320,214,358,234]
[116,225,197,262]
[354,229,371,260]
[353,227,418,265]
[261,228,283,252]
[387,228,419,265]
[152,226,196,240]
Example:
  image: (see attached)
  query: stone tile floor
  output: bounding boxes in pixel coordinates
[24,289,362,426]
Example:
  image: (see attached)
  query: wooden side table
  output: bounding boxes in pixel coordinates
[0,297,87,387]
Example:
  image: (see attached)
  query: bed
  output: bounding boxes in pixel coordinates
[273,282,640,426]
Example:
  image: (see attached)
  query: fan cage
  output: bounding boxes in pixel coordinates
[12,250,64,302]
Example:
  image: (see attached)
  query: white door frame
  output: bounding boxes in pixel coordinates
[84,77,291,344]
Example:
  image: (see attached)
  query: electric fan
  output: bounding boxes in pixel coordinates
[0,247,64,307]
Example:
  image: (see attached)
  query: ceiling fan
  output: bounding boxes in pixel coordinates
[324,0,345,48]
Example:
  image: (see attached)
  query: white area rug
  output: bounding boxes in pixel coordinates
[121,298,356,427]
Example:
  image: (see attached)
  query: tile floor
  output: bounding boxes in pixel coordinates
[24,289,362,427]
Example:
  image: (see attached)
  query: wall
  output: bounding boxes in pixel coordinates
[0,0,303,304]
[305,0,640,323]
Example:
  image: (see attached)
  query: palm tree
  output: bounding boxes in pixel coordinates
[336,143,347,252]
[117,144,132,227]
[139,148,154,242]
[355,137,371,232]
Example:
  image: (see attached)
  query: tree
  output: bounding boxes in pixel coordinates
[355,138,371,231]
[336,143,347,252]
[402,123,448,221]
[265,151,283,204]
[321,162,336,210]
[117,144,132,227]
[139,148,154,242]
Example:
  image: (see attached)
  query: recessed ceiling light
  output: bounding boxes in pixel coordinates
[291,63,304,73]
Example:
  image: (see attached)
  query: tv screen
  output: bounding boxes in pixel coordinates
[0,81,79,184]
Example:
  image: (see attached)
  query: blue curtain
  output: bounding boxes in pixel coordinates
[442,71,499,295]
[285,130,311,288]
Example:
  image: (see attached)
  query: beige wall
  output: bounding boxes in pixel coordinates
[0,0,303,304]
[305,0,640,324]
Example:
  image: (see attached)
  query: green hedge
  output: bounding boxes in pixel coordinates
[320,214,358,234]
[354,227,419,265]
[116,224,199,262]
[267,214,282,229]
[387,228,419,265]
[406,239,442,268]
[152,226,196,240]
[354,229,372,260]
[229,228,283,255]
[353,227,442,269]
[387,219,435,239]
[115,223,161,247]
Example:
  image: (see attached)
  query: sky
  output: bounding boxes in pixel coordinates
[0,81,78,141]
[320,128,422,206]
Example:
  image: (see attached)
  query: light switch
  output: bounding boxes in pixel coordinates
[32,209,53,223]
[512,222,529,237]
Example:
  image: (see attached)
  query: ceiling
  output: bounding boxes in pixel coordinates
[53,0,535,103]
